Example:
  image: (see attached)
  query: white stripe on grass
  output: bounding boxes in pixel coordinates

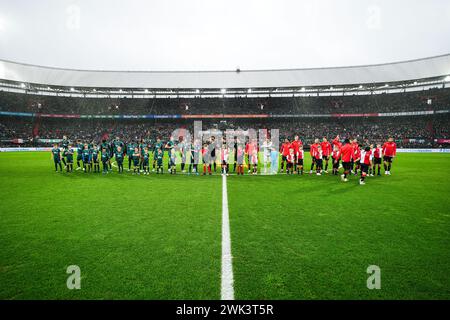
[221,174,235,300]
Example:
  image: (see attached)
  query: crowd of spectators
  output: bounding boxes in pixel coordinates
[1,88,449,148]
[0,87,449,116]
[1,114,448,148]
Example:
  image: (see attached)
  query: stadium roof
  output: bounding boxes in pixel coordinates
[0,54,449,91]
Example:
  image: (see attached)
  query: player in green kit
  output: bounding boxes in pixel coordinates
[126,140,136,171]
[51,144,63,172]
[165,138,175,171]
[82,144,92,173]
[156,149,164,174]
[76,139,84,170]
[101,148,110,174]
[138,138,147,172]
[63,145,74,172]
[101,139,112,171]
[111,136,124,169]
[132,147,141,175]
[142,147,150,175]
[60,135,69,168]
[91,145,100,173]
[115,145,125,173]
[153,137,164,172]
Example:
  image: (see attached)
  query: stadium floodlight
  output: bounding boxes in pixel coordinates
[20,83,26,88]
[70,87,75,91]
[92,88,96,92]
[301,87,306,92]
[144,89,149,93]
[359,85,363,89]
[221,89,226,94]
[195,89,200,94]
[247,88,252,93]
[445,75,450,82]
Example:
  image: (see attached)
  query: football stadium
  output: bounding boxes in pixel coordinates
[0,0,449,311]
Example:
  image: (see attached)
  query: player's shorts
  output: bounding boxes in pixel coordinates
[286,162,293,169]
[92,157,98,164]
[54,158,60,163]
[311,156,316,163]
[142,159,149,166]
[297,159,304,166]
[383,156,393,163]
[83,156,91,163]
[361,163,369,174]
[77,154,82,161]
[342,161,352,171]
[322,155,329,161]
[315,159,323,167]
[332,159,340,169]
[282,155,287,162]
[355,160,360,166]
[133,159,140,167]
[222,160,228,166]
[374,157,382,165]
[116,158,124,165]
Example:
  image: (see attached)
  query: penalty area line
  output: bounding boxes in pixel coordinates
[221,174,235,300]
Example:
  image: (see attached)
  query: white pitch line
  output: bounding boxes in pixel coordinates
[221,174,235,300]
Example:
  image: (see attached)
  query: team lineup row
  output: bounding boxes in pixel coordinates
[50,134,397,185]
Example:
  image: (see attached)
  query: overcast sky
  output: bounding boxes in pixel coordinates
[0,0,449,71]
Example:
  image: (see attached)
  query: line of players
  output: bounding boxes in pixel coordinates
[51,134,397,183]
[50,135,265,176]
[279,135,397,185]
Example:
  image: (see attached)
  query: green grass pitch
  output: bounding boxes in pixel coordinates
[0,152,449,299]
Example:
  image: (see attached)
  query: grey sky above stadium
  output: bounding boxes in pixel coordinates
[0,0,449,71]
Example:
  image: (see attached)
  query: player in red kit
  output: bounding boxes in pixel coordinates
[332,135,342,150]
[280,138,291,173]
[245,139,257,173]
[359,146,373,185]
[309,138,320,174]
[331,144,341,175]
[340,139,353,182]
[351,139,361,175]
[314,145,323,175]
[202,143,211,175]
[382,137,397,175]
[321,137,332,173]
[372,143,383,176]
[291,135,302,173]
[286,148,295,174]
[296,145,304,175]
